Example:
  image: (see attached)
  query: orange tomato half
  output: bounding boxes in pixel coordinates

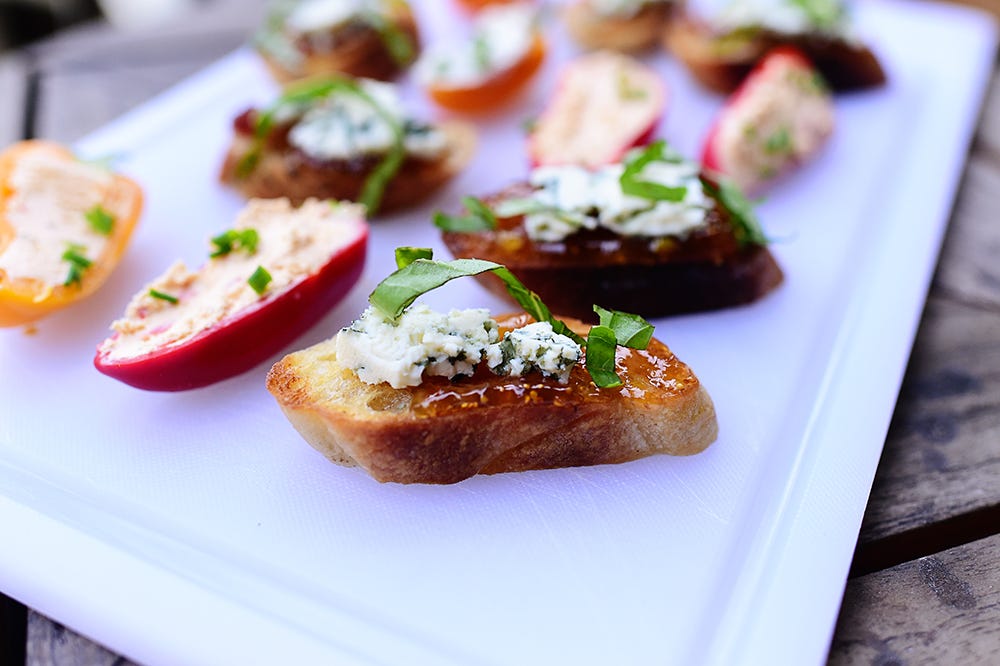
[426,33,546,113]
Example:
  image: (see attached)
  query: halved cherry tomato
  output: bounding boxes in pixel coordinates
[426,33,546,113]
[701,46,834,193]
[94,200,367,391]
[455,0,527,11]
[528,51,665,168]
[0,141,142,327]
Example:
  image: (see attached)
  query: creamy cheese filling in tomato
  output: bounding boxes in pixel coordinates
[103,198,365,360]
[413,4,536,88]
[0,151,117,288]
[713,55,834,187]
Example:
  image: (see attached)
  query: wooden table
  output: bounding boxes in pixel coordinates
[1,2,998,664]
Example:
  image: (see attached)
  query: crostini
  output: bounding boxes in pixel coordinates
[413,3,546,113]
[563,0,676,53]
[266,249,718,484]
[702,47,835,193]
[94,198,367,391]
[437,141,783,320]
[219,76,476,215]
[528,51,666,168]
[665,0,886,93]
[254,0,420,83]
[0,141,143,328]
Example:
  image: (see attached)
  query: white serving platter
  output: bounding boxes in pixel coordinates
[0,1,996,664]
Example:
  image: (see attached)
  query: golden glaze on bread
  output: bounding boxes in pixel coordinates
[563,2,674,53]
[220,121,476,214]
[266,313,718,484]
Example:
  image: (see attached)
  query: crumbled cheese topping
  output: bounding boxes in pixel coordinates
[102,198,365,360]
[287,79,448,161]
[586,0,672,19]
[500,150,709,242]
[0,149,116,288]
[714,55,834,190]
[336,304,500,388]
[486,321,582,383]
[714,0,853,38]
[414,4,537,88]
[337,305,585,388]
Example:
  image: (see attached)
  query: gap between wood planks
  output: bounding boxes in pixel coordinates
[0,592,27,665]
[849,503,1000,577]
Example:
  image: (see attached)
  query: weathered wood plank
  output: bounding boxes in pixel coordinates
[829,532,1000,665]
[26,612,137,666]
[0,52,27,145]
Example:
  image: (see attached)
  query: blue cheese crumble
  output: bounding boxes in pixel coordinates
[286,79,447,162]
[336,304,499,389]
[497,149,709,243]
[486,321,582,384]
[337,306,584,387]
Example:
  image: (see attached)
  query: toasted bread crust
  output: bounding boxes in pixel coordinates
[563,2,674,53]
[266,315,718,484]
[259,6,420,83]
[219,121,476,214]
[665,16,886,93]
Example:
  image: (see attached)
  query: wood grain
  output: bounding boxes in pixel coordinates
[27,613,137,666]
[829,533,1000,665]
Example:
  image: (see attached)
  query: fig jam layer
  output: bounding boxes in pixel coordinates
[403,313,697,418]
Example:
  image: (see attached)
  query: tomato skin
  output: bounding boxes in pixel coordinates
[0,141,143,327]
[454,0,526,12]
[93,228,367,392]
[426,34,546,113]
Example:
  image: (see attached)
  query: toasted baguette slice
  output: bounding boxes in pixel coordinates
[256,2,420,83]
[441,183,783,321]
[220,119,476,214]
[267,313,718,484]
[665,15,886,93]
[563,1,675,53]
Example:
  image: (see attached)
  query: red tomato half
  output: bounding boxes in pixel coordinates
[94,209,367,391]
[426,34,546,113]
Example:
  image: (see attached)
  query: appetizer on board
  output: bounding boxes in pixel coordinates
[702,47,835,193]
[528,51,666,169]
[413,3,546,113]
[665,0,886,93]
[563,0,676,53]
[0,141,143,328]
[219,77,476,215]
[437,141,783,321]
[94,198,367,391]
[267,248,718,484]
[254,0,421,83]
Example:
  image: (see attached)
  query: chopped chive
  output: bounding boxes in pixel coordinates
[149,289,180,304]
[211,228,259,258]
[248,265,272,295]
[84,204,115,235]
[62,243,92,287]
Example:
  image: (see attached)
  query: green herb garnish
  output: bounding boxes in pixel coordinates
[210,228,260,258]
[473,34,491,72]
[433,196,498,233]
[248,266,273,295]
[585,325,623,389]
[149,289,179,304]
[84,205,115,236]
[368,249,655,387]
[594,305,654,349]
[701,177,768,247]
[788,0,846,31]
[619,140,688,202]
[61,244,92,287]
[365,11,416,65]
[764,126,793,156]
[617,71,647,101]
[395,246,434,269]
